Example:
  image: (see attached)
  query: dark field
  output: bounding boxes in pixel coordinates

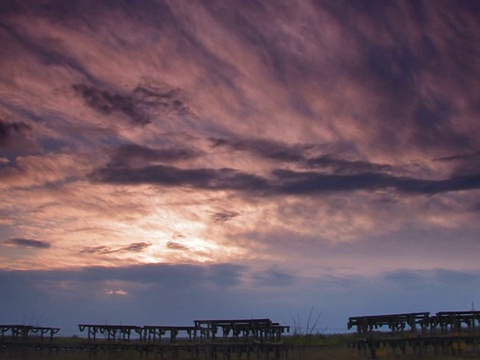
[3,334,480,360]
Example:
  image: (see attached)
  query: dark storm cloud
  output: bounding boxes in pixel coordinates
[210,137,308,163]
[73,82,193,126]
[210,137,391,174]
[80,242,150,255]
[132,83,191,117]
[435,151,480,163]
[4,237,50,249]
[112,144,199,164]
[305,155,392,174]
[0,119,31,147]
[90,163,269,192]
[274,169,480,195]
[92,158,480,195]
[72,84,149,126]
[434,150,480,177]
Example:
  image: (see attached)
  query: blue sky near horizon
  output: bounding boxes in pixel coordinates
[1,0,480,336]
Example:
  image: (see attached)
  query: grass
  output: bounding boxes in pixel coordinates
[3,334,480,360]
[5,346,480,360]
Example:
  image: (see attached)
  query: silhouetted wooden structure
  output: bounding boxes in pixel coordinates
[78,318,290,344]
[348,312,430,335]
[78,324,141,341]
[348,311,480,358]
[140,325,197,342]
[430,311,480,334]
[194,318,289,342]
[0,319,284,359]
[0,325,59,342]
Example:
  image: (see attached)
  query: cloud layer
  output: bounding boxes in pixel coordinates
[1,0,479,332]
[1,264,479,335]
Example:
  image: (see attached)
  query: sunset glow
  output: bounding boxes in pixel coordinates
[1,0,479,335]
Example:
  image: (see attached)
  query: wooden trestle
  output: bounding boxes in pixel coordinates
[77,318,290,343]
[1,318,290,359]
[0,325,60,342]
[348,311,480,358]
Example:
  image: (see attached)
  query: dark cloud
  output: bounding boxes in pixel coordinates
[205,263,247,288]
[92,158,480,196]
[132,83,191,117]
[4,237,50,249]
[73,82,193,126]
[80,245,111,254]
[365,42,418,95]
[90,163,269,192]
[210,137,391,174]
[0,1,23,16]
[111,144,199,164]
[56,263,246,289]
[433,150,480,177]
[413,98,471,151]
[305,155,392,174]
[210,137,308,163]
[73,84,149,125]
[202,1,317,85]
[251,268,295,287]
[382,268,480,291]
[0,119,31,147]
[80,242,150,255]
[166,241,189,251]
[121,242,150,252]
[211,210,240,223]
[274,169,480,195]
[435,151,480,163]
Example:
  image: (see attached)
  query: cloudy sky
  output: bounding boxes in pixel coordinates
[1,0,480,335]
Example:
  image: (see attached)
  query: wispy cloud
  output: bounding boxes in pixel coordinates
[91,159,480,195]
[80,242,151,255]
[0,120,31,146]
[72,82,193,128]
[4,238,50,249]
[166,241,189,251]
[211,210,240,223]
[110,144,200,165]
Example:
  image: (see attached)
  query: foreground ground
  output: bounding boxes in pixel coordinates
[3,333,480,359]
[3,346,480,359]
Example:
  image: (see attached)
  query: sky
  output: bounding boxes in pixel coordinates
[1,0,480,336]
